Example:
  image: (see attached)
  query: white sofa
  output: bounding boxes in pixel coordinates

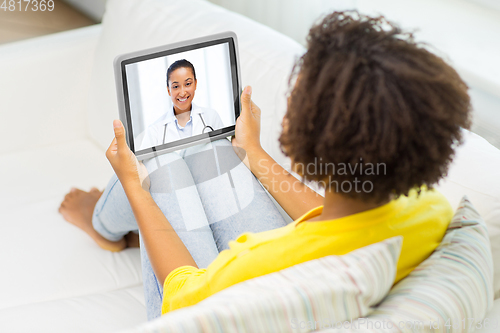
[0,0,499,332]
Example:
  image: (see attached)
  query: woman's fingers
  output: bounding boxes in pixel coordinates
[110,138,118,152]
[233,85,263,160]
[105,120,145,191]
[106,120,128,163]
[113,119,128,150]
[250,99,261,118]
[240,86,261,121]
[241,86,252,116]
[106,137,117,161]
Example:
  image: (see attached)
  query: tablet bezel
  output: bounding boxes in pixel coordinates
[113,32,241,160]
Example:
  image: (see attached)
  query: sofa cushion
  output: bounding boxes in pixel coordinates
[0,285,146,333]
[122,237,402,333]
[436,130,500,299]
[0,140,140,312]
[366,196,494,331]
[87,0,305,166]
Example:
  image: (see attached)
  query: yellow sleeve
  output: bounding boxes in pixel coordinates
[161,266,208,314]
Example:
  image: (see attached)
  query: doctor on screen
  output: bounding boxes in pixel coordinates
[139,59,224,150]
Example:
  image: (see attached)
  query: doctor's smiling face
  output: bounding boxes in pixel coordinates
[167,66,197,115]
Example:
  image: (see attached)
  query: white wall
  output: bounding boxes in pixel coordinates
[354,0,500,148]
[66,0,500,148]
[468,0,500,11]
[208,0,357,46]
[207,0,500,149]
[62,0,107,22]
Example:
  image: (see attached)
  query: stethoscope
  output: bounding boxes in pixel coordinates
[162,113,213,144]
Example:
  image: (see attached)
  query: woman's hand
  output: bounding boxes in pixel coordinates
[232,86,263,166]
[107,120,196,282]
[106,120,150,191]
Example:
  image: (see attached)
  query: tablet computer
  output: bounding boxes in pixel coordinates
[114,32,241,160]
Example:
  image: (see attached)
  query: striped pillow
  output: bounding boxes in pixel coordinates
[357,196,495,333]
[123,237,402,333]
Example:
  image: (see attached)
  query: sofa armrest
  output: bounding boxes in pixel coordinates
[0,25,101,155]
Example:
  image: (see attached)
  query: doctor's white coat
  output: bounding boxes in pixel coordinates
[138,103,224,151]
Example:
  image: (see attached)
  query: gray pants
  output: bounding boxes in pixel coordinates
[92,139,287,319]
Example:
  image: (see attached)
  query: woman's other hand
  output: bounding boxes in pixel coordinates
[106,120,150,191]
[232,86,263,166]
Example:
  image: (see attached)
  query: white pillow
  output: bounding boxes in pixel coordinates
[436,130,500,298]
[365,196,494,332]
[121,237,402,333]
[87,0,305,166]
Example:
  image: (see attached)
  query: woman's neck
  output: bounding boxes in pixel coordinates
[174,105,192,127]
[307,191,390,222]
[173,104,192,116]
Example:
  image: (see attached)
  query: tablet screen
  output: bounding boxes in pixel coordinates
[117,34,240,159]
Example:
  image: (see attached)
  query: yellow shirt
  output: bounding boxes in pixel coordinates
[162,188,452,314]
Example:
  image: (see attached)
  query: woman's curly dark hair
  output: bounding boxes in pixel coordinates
[279,11,471,203]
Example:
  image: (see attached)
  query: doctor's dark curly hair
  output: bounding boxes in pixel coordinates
[279,11,471,203]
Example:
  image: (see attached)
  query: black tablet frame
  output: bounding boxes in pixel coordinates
[113,32,241,160]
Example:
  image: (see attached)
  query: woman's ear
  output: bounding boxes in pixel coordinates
[167,85,171,96]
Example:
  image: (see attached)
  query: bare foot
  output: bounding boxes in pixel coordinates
[59,187,126,252]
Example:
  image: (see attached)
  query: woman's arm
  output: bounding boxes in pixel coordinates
[106,120,197,284]
[232,87,323,221]
[246,148,323,220]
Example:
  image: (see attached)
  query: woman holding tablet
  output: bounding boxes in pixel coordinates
[59,12,470,321]
[139,59,225,150]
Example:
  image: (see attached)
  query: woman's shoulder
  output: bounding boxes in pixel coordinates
[408,187,450,207]
[403,187,454,223]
